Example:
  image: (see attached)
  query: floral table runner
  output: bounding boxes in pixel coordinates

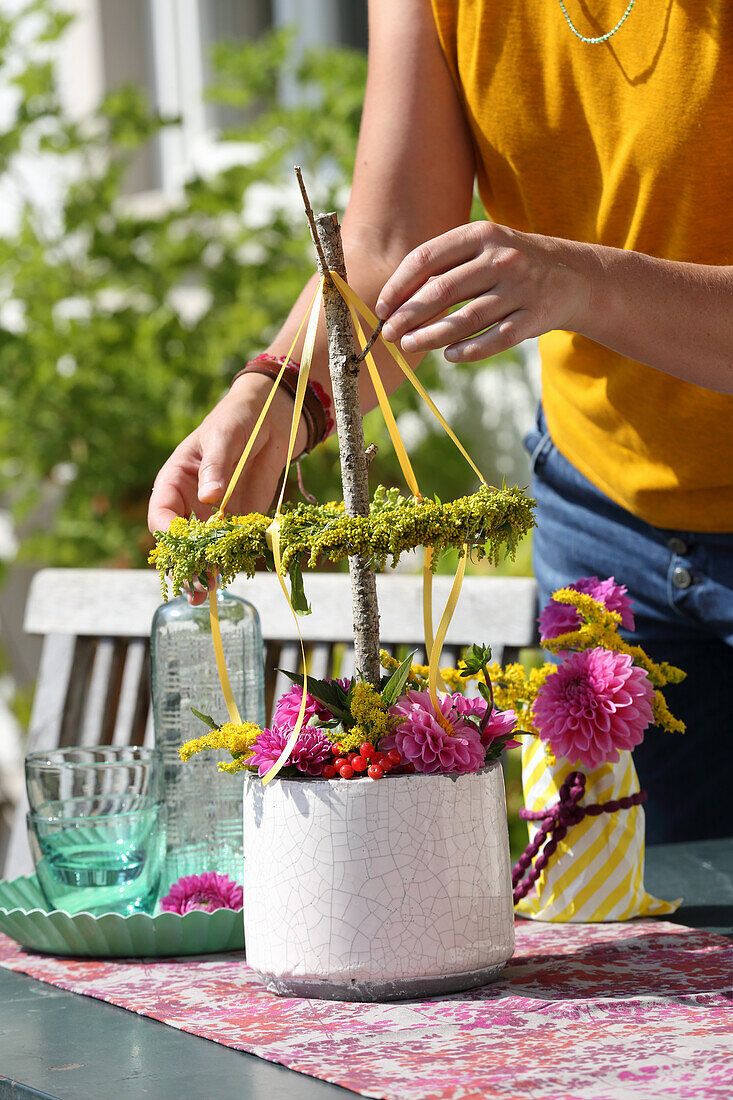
[0,919,731,1100]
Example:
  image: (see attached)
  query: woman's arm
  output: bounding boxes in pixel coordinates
[375,222,733,394]
[148,0,475,541]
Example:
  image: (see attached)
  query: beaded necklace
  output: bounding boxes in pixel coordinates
[556,0,636,44]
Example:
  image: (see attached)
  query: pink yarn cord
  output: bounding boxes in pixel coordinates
[295,460,317,504]
[511,771,648,904]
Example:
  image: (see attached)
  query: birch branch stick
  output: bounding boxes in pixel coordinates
[293,169,381,685]
[295,166,329,280]
[314,209,381,686]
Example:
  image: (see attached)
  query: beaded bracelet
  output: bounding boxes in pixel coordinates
[232,354,334,453]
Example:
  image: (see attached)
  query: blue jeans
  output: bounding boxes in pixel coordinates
[525,407,733,844]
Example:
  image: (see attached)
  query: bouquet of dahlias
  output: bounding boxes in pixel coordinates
[181,645,520,782]
[492,577,683,922]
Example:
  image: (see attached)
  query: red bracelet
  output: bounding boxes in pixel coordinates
[232,354,335,452]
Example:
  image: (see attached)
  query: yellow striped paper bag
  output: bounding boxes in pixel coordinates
[515,736,681,922]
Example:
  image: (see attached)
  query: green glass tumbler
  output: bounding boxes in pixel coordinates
[27,795,166,916]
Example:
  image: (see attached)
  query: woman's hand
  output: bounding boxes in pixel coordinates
[375,222,594,361]
[147,375,307,603]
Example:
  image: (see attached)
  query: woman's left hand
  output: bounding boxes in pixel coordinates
[375,222,594,361]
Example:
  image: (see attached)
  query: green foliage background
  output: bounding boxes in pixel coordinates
[0,2,536,855]
[0,2,534,576]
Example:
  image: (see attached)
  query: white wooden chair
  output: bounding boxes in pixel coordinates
[3,567,538,879]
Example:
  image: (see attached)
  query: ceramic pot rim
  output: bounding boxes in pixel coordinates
[244,760,502,787]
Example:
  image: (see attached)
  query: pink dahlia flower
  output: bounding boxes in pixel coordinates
[273,677,350,730]
[539,576,635,640]
[160,872,243,915]
[449,694,520,749]
[532,647,654,769]
[384,690,486,774]
[481,708,520,749]
[247,725,333,777]
[449,692,488,722]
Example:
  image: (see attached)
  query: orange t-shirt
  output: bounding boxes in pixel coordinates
[430,0,733,531]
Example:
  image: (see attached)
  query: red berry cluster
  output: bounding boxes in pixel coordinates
[321,742,415,781]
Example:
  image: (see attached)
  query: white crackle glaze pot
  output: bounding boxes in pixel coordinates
[242,763,515,1001]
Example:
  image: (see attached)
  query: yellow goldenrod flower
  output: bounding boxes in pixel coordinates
[179,721,262,763]
[350,681,396,743]
[325,728,365,754]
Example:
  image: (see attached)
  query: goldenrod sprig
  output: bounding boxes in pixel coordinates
[544,589,685,688]
[179,721,262,774]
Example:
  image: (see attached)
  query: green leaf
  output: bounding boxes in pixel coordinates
[190,707,219,730]
[460,642,492,676]
[483,732,517,766]
[380,651,416,707]
[276,669,353,721]
[288,557,311,616]
[483,743,504,765]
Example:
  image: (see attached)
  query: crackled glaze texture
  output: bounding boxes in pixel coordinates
[242,765,514,999]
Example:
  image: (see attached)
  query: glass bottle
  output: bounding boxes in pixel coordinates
[151,587,265,889]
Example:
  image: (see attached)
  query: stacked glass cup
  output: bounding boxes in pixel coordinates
[25,747,165,916]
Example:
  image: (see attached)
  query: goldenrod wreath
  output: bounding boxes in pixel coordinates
[151,483,536,605]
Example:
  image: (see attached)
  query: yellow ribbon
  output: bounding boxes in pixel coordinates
[422,545,442,700]
[218,282,321,514]
[345,302,421,501]
[341,281,480,705]
[331,272,490,489]
[347,301,449,702]
[209,278,324,782]
[261,516,309,785]
[208,586,243,726]
[427,548,467,704]
[208,265,492,778]
[260,277,325,784]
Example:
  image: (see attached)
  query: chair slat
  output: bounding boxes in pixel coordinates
[59,637,96,748]
[79,638,116,746]
[112,638,148,746]
[99,639,129,745]
[263,641,281,724]
[25,634,77,753]
[306,643,332,681]
[338,647,356,680]
[4,633,78,879]
[143,701,155,750]
[272,643,301,708]
[129,642,151,747]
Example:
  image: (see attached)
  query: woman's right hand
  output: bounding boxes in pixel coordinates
[147,374,307,603]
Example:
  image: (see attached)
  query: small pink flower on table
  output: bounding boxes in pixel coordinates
[160,872,243,914]
[532,647,654,769]
[539,576,635,640]
[384,690,486,774]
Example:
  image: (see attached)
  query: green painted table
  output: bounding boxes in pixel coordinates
[1,837,731,1100]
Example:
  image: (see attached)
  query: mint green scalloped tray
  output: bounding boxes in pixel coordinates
[0,875,244,957]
